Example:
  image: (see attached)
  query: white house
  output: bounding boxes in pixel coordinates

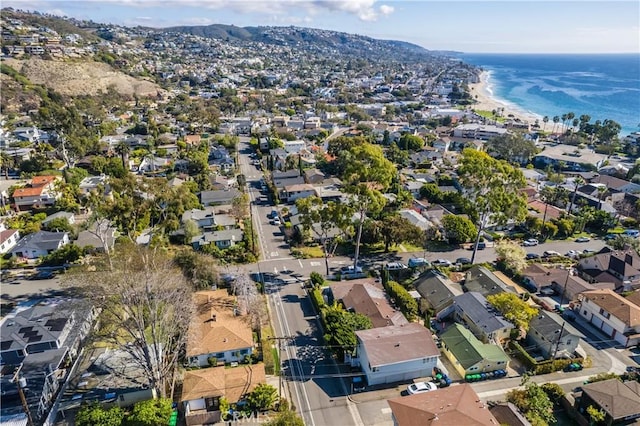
[577,289,640,347]
[283,140,306,154]
[282,184,317,204]
[527,311,580,359]
[354,323,440,386]
[0,223,19,254]
[10,231,69,259]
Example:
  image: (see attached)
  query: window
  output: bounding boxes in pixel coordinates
[372,367,379,372]
[583,310,587,315]
[599,308,610,319]
[469,366,477,371]
[566,339,572,345]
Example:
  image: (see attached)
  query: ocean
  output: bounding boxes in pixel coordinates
[457,53,640,137]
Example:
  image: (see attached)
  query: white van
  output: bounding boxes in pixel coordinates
[623,229,640,238]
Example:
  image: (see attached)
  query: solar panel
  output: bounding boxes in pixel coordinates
[45,318,67,332]
[0,341,13,351]
[27,335,42,343]
[18,327,33,334]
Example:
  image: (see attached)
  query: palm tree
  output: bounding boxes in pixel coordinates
[542,116,549,132]
[0,151,13,179]
[597,185,607,210]
[566,112,575,133]
[579,114,591,133]
[552,116,560,134]
[115,141,131,172]
[561,114,568,133]
[568,176,585,213]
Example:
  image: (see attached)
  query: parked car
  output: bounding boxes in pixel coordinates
[271,217,281,226]
[341,265,363,274]
[384,262,408,270]
[523,238,539,247]
[583,248,597,255]
[432,259,452,267]
[543,250,561,257]
[526,253,541,260]
[407,381,438,395]
[456,257,472,265]
[565,250,580,258]
[268,210,278,219]
[623,229,640,238]
[408,257,429,268]
[575,236,590,243]
[477,242,486,250]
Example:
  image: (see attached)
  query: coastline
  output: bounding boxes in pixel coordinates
[468,71,543,125]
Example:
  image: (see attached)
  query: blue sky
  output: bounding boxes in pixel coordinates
[4,1,639,53]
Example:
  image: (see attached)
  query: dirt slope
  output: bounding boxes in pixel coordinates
[4,58,163,98]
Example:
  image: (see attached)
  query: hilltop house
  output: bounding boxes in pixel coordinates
[12,175,61,211]
[387,384,499,426]
[576,289,640,348]
[353,323,440,386]
[440,323,510,377]
[186,290,254,368]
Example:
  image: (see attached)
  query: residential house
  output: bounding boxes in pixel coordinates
[522,264,614,299]
[447,292,514,344]
[283,140,306,154]
[75,220,117,253]
[464,266,518,297]
[78,174,108,196]
[576,289,640,347]
[577,247,640,291]
[577,379,640,425]
[304,168,326,184]
[199,188,241,206]
[191,229,243,250]
[489,403,532,426]
[186,290,254,368]
[41,211,75,228]
[182,207,217,231]
[10,231,69,259]
[533,143,607,172]
[0,298,95,423]
[403,181,424,199]
[328,279,408,328]
[593,174,640,194]
[282,183,317,204]
[0,223,20,254]
[398,209,432,232]
[453,124,507,140]
[440,323,510,377]
[12,175,61,211]
[354,323,440,386]
[414,270,464,315]
[527,311,580,359]
[387,384,499,426]
[269,148,289,170]
[181,365,266,426]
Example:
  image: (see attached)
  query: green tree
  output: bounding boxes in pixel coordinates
[485,133,537,164]
[296,196,353,275]
[380,215,423,252]
[42,217,73,233]
[183,219,200,245]
[494,240,528,274]
[441,215,477,245]
[397,133,424,151]
[42,243,84,266]
[247,383,279,411]
[419,183,443,204]
[586,405,606,425]
[487,292,538,331]
[264,410,305,426]
[323,304,372,358]
[385,281,419,320]
[75,403,124,426]
[126,398,173,426]
[507,378,555,425]
[457,149,527,263]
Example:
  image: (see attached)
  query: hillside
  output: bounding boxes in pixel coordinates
[164,24,431,61]
[3,58,163,98]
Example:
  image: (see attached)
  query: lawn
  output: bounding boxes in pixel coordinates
[295,245,324,258]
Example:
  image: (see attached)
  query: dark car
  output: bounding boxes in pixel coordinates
[526,253,540,260]
[456,257,472,265]
[477,242,486,250]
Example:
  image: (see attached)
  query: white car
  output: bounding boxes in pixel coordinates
[565,250,580,258]
[543,250,561,257]
[575,236,590,243]
[407,381,438,395]
[271,217,281,226]
[523,238,539,247]
[384,262,408,270]
[432,259,452,267]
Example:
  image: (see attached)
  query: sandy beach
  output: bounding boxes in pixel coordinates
[468,71,543,125]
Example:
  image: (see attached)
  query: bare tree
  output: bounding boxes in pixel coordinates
[68,245,194,399]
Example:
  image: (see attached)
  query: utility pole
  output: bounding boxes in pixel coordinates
[267,336,295,400]
[552,321,566,359]
[13,365,34,426]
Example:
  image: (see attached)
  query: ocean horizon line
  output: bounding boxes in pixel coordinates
[459,52,639,56]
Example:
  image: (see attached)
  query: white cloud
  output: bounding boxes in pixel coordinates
[44,8,67,17]
[379,4,394,16]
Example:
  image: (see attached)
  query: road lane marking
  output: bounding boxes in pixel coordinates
[298,259,303,268]
[310,261,321,266]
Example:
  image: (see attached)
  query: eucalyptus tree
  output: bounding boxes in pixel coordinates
[457,149,528,264]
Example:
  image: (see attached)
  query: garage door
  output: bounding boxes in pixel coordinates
[601,322,614,337]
